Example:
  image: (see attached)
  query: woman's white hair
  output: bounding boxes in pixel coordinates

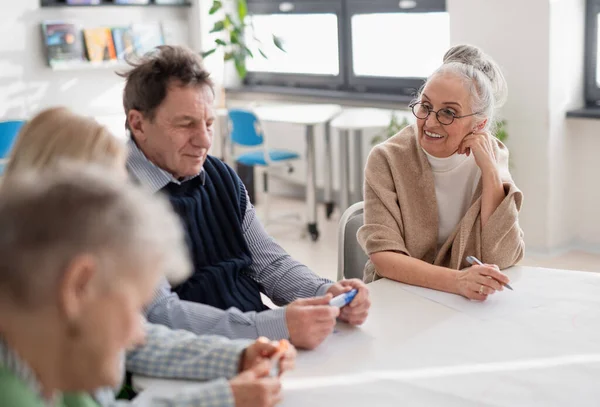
[419,44,508,133]
[0,165,191,308]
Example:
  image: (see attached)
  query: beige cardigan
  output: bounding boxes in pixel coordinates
[357,125,525,282]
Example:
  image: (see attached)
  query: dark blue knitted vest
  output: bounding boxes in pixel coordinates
[160,156,266,312]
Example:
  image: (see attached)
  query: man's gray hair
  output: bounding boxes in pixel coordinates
[0,165,190,308]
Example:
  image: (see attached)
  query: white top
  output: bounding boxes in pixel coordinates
[253,104,342,125]
[423,149,481,247]
[330,108,413,130]
[133,266,600,407]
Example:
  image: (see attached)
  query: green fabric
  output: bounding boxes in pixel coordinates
[0,364,99,407]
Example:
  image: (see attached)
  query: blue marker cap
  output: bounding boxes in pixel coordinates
[329,289,358,308]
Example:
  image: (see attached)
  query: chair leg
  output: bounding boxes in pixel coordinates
[261,167,271,225]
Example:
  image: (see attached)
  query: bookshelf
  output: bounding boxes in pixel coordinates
[40,1,192,7]
[49,60,130,71]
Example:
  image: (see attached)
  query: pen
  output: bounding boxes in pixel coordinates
[466,256,513,291]
[329,289,358,308]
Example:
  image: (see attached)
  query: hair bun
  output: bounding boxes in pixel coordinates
[443,44,507,107]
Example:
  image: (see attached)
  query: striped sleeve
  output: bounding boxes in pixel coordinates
[145,277,290,341]
[241,192,334,306]
[126,322,252,381]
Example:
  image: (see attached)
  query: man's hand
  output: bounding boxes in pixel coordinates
[327,279,370,325]
[286,295,339,350]
[230,361,282,407]
[241,338,296,376]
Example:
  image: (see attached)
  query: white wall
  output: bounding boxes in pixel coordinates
[548,0,585,251]
[0,0,192,139]
[448,0,553,251]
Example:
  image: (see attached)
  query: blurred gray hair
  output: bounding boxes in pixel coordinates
[0,165,191,308]
[419,44,508,133]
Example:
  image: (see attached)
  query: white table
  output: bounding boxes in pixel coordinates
[252,104,342,241]
[134,265,600,406]
[330,108,397,212]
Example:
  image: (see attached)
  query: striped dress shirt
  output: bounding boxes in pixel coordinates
[1,333,239,407]
[127,140,333,341]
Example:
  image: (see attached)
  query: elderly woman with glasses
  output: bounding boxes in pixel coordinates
[358,45,524,301]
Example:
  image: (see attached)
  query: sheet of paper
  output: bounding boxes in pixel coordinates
[392,267,590,320]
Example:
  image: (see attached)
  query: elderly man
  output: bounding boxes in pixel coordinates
[121,45,371,349]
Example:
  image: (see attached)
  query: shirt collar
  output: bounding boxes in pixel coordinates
[126,139,205,193]
[0,336,52,405]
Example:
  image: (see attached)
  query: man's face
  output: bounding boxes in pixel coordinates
[129,82,215,179]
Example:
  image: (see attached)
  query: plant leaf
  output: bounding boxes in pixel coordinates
[272,35,285,52]
[224,14,233,29]
[201,48,217,58]
[237,0,248,21]
[209,0,222,15]
[224,52,234,61]
[230,30,240,45]
[209,21,225,33]
[258,48,268,59]
[215,39,227,46]
[243,45,254,58]
[234,53,247,78]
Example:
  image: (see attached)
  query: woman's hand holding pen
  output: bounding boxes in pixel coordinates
[455,264,510,301]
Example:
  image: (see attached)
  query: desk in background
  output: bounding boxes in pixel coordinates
[252,104,342,241]
[330,108,414,213]
[134,265,600,406]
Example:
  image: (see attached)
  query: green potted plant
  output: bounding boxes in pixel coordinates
[494,119,508,143]
[371,114,411,146]
[202,0,285,80]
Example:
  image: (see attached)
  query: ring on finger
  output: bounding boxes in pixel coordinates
[478,285,484,295]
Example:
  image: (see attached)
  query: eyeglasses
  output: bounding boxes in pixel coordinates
[409,102,481,126]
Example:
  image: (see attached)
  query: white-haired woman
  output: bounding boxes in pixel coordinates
[359,45,524,301]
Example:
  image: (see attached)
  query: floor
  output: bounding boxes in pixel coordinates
[255,196,600,282]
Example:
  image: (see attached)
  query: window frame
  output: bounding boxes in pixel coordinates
[245,0,346,89]
[243,0,447,98]
[585,0,600,106]
[344,0,446,97]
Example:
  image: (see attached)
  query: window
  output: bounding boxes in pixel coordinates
[246,13,340,76]
[585,0,600,105]
[245,0,448,98]
[351,13,448,79]
[245,1,345,89]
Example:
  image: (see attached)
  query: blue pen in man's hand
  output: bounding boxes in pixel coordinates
[466,256,513,290]
[329,289,358,308]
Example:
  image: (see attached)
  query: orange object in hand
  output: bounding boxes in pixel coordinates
[269,339,289,377]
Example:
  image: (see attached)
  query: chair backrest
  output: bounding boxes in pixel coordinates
[0,120,25,158]
[227,109,264,147]
[337,201,369,281]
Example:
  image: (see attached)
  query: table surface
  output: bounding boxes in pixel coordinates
[252,104,342,125]
[134,266,600,406]
[330,108,413,130]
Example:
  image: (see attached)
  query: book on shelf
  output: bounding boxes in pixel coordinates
[83,27,117,62]
[131,23,165,56]
[66,0,102,4]
[114,0,150,4]
[41,21,86,67]
[112,27,136,60]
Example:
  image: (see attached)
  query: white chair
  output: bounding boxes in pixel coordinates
[337,201,369,281]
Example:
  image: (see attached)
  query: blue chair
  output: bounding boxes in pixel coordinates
[228,109,301,225]
[0,120,25,174]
